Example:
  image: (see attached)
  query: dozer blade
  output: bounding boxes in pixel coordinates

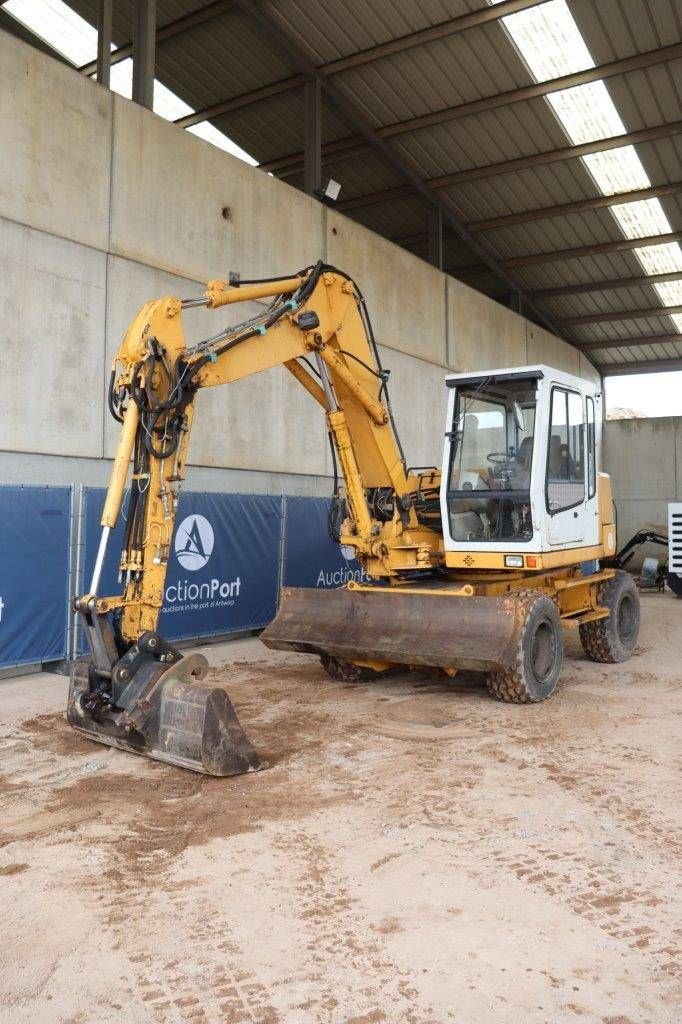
[67,649,262,776]
[262,585,522,674]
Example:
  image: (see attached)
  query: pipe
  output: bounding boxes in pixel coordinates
[204,276,302,308]
[101,400,140,529]
[314,352,338,411]
[89,526,111,595]
[320,347,387,425]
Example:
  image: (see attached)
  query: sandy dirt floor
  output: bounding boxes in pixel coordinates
[0,591,680,1024]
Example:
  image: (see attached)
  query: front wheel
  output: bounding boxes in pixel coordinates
[320,654,388,683]
[487,591,564,704]
[579,570,640,663]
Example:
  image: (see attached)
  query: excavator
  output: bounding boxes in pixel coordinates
[68,262,640,775]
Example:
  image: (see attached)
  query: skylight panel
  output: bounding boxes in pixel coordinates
[187,123,257,165]
[6,0,256,165]
[5,0,97,65]
[109,59,132,100]
[582,149,650,195]
[636,244,682,275]
[548,82,625,145]
[610,199,673,240]
[490,0,681,335]
[489,0,594,79]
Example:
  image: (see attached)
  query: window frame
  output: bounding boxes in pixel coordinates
[447,391,508,496]
[545,386,586,516]
[586,396,596,499]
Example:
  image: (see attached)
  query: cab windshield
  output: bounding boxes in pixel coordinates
[447,378,537,543]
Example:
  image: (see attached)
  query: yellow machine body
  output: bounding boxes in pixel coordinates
[68,263,639,775]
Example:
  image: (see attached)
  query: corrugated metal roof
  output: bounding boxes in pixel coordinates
[15,0,682,375]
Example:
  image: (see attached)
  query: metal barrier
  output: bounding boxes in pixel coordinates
[282,496,369,589]
[0,486,72,669]
[0,486,369,672]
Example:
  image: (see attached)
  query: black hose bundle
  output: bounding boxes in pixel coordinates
[328,493,349,543]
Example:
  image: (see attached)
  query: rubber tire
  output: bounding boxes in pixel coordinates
[667,572,682,598]
[487,590,564,704]
[579,569,640,663]
[320,653,387,683]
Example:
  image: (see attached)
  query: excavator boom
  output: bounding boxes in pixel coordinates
[69,264,444,774]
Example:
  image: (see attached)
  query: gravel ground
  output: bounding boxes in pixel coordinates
[0,590,679,1024]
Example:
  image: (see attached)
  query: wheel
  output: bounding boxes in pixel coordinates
[319,653,387,683]
[579,569,640,663]
[667,572,682,598]
[487,590,564,704]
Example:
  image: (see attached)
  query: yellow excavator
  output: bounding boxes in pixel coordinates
[68,263,640,775]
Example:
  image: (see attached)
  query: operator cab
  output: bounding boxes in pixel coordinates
[440,366,601,556]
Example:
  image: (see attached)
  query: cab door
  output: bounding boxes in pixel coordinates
[546,386,586,545]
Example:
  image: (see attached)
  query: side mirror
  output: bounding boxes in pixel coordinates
[514,402,526,433]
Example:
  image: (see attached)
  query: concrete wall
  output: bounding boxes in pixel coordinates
[604,416,682,562]
[0,30,597,496]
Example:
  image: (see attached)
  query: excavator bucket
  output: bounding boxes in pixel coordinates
[262,584,522,674]
[67,646,262,776]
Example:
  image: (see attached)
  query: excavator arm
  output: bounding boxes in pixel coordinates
[69,263,443,774]
[90,263,442,642]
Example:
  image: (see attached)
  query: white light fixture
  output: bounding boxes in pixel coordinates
[323,179,342,202]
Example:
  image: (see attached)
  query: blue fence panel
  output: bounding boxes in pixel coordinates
[0,485,71,669]
[81,489,281,645]
[283,496,370,589]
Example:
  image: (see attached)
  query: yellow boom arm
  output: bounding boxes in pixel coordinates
[91,264,443,643]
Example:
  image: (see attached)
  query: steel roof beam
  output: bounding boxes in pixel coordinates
[468,181,682,233]
[339,122,682,211]
[262,42,682,176]
[577,334,682,352]
[598,357,682,375]
[558,305,682,327]
[532,270,682,299]
[132,0,156,110]
[232,0,565,340]
[501,230,682,269]
[304,78,322,196]
[430,122,682,190]
[175,76,306,128]
[79,0,234,77]
[319,0,550,75]
[96,0,112,87]
[168,0,548,130]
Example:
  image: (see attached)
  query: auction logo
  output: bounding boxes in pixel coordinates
[175,515,214,571]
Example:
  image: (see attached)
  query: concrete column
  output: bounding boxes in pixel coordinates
[96,0,112,88]
[304,78,322,197]
[427,207,443,269]
[132,0,156,109]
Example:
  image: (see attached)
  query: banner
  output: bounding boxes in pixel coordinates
[0,486,71,669]
[283,496,371,589]
[81,489,282,644]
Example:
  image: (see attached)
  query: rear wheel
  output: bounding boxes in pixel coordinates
[320,654,387,683]
[579,570,640,662]
[487,591,563,704]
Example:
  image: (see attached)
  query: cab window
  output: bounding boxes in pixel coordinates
[547,388,585,513]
